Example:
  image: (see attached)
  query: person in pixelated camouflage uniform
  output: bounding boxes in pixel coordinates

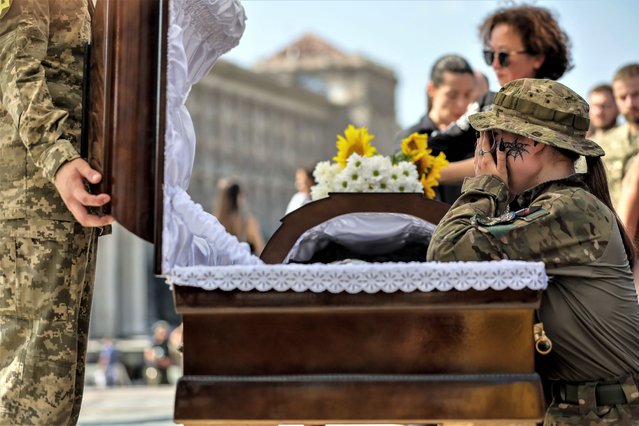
[0,0,112,424]
[427,78,639,425]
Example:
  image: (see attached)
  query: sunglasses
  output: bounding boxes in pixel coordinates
[483,49,528,67]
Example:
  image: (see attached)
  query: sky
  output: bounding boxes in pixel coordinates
[222,0,639,129]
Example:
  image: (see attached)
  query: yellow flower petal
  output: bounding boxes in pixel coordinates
[419,152,448,199]
[333,124,377,167]
[401,132,428,161]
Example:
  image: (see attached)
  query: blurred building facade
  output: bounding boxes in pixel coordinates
[90,33,399,338]
[189,33,399,237]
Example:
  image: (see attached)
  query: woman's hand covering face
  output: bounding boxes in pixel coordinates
[474,130,509,185]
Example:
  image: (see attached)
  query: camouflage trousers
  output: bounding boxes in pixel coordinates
[0,219,98,426]
[544,375,639,425]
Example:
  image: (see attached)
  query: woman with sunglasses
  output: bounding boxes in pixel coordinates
[430,5,573,196]
[428,78,639,425]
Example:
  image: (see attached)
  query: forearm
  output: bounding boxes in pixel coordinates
[438,158,475,184]
[617,157,639,239]
[427,174,510,261]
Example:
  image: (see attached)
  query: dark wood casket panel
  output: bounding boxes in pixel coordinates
[260,192,450,264]
[173,288,545,424]
[177,290,539,376]
[175,376,544,424]
[87,0,167,252]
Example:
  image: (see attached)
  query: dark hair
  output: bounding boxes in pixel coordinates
[225,182,241,212]
[588,83,614,98]
[479,5,573,80]
[427,54,474,111]
[430,54,474,86]
[213,178,244,236]
[558,148,636,267]
[613,63,639,84]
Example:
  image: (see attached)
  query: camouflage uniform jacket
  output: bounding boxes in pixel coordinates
[597,123,639,208]
[0,0,90,224]
[427,174,639,382]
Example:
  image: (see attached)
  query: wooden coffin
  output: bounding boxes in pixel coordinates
[173,194,546,425]
[86,1,545,422]
[85,0,168,270]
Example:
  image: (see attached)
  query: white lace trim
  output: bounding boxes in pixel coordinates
[168,260,547,294]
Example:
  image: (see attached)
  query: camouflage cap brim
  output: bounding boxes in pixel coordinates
[469,109,605,157]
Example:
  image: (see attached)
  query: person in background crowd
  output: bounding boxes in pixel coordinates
[598,64,639,209]
[168,323,184,384]
[431,5,573,193]
[213,178,265,255]
[427,78,639,425]
[610,64,639,292]
[472,69,490,102]
[0,1,113,424]
[587,84,619,139]
[94,337,130,387]
[396,54,476,203]
[144,321,176,386]
[285,166,315,214]
[617,153,639,298]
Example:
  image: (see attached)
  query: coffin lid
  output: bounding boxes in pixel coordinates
[86,0,168,274]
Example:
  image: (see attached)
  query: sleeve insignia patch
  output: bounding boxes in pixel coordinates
[0,0,12,19]
[472,205,543,227]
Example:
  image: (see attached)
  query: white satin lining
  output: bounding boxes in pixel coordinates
[284,212,435,263]
[162,0,261,274]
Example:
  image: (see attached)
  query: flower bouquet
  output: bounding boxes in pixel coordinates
[310,124,448,200]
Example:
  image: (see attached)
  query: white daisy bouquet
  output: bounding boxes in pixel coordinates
[310,124,448,200]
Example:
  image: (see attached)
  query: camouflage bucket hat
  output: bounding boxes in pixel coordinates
[469,78,605,157]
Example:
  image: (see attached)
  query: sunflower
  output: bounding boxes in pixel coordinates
[413,150,430,176]
[420,151,449,199]
[401,132,429,162]
[333,125,377,168]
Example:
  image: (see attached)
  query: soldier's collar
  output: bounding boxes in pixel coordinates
[515,174,588,206]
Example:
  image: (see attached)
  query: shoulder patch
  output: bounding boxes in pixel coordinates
[517,206,549,222]
[474,206,549,239]
[472,206,546,227]
[0,0,12,19]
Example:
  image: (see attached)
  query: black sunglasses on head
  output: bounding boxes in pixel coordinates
[483,49,528,67]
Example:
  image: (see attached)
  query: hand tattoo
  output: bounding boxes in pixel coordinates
[500,137,529,160]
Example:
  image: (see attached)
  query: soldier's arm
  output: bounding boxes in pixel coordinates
[426,174,510,261]
[427,176,609,266]
[0,0,112,227]
[0,0,78,182]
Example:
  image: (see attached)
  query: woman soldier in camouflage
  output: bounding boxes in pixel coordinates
[427,78,639,425]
